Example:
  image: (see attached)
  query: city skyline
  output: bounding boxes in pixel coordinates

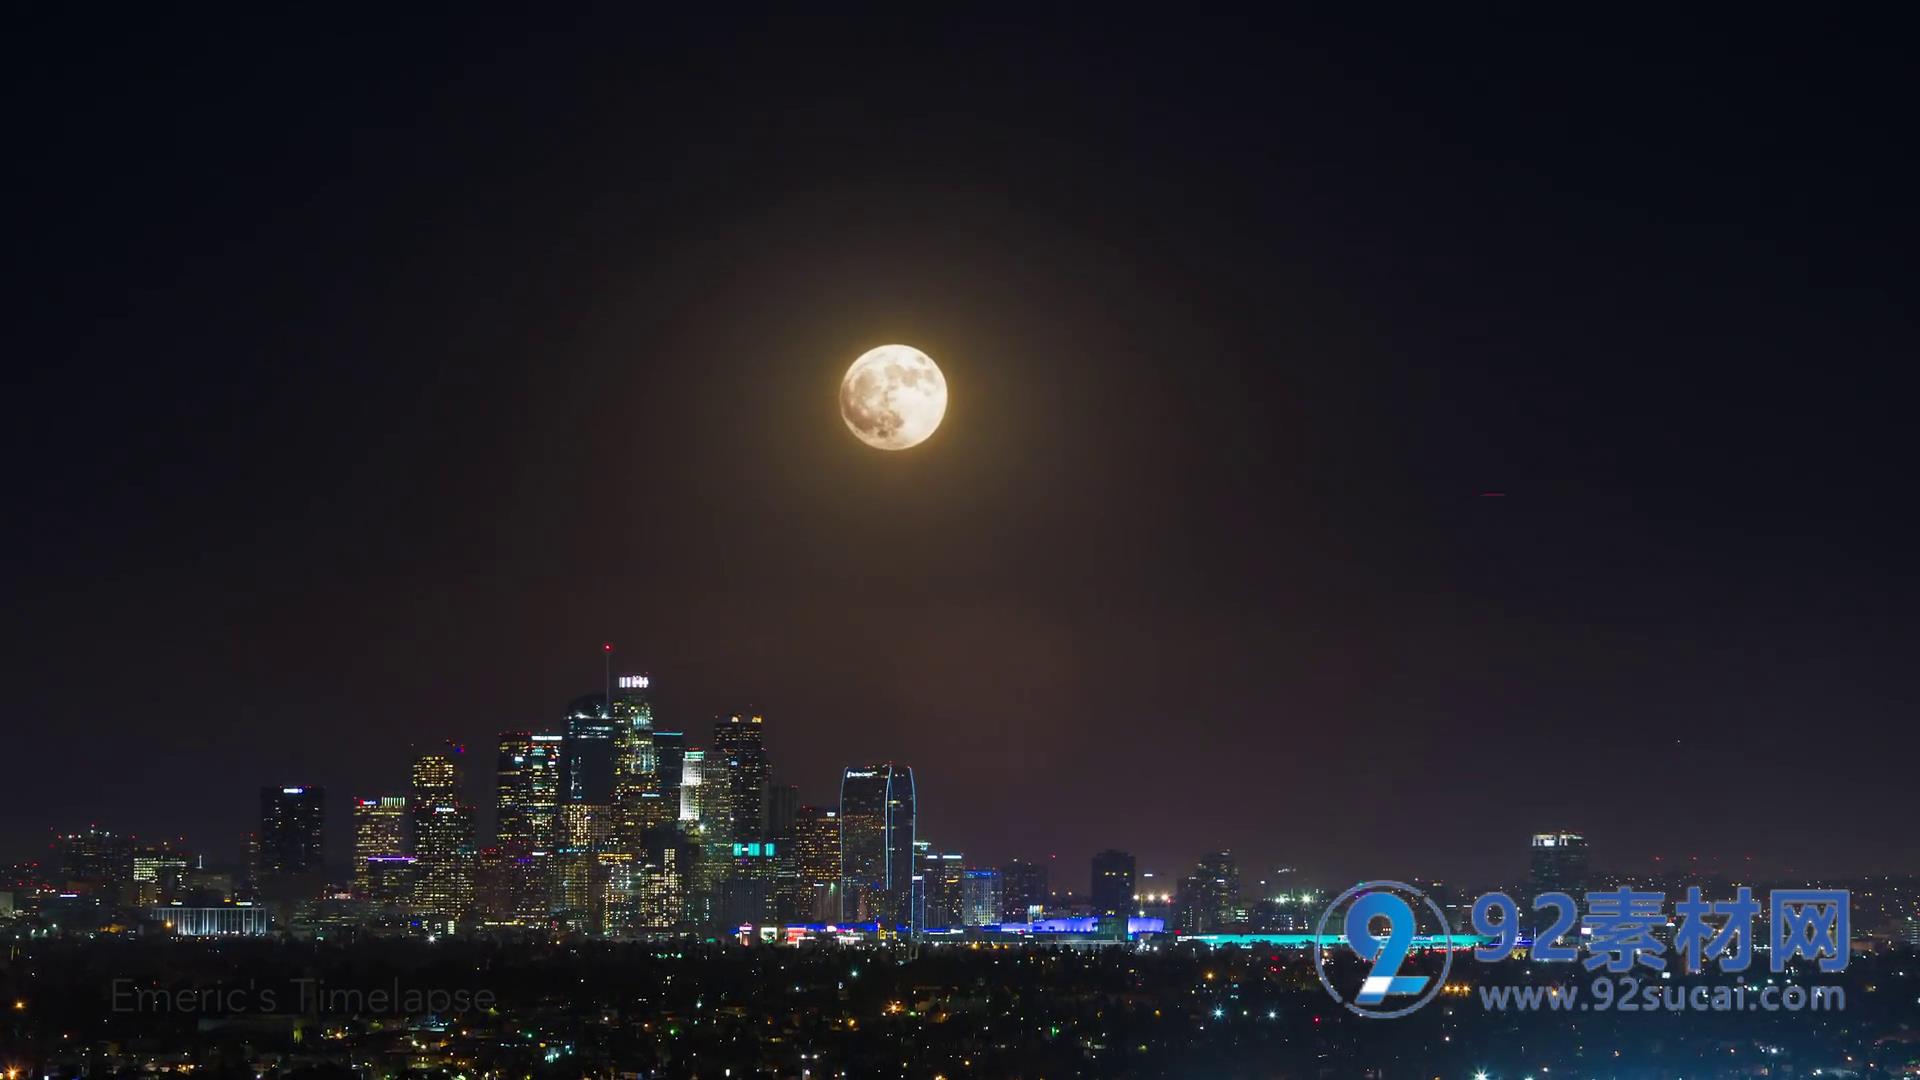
[6,15,1916,895]
[9,667,1887,897]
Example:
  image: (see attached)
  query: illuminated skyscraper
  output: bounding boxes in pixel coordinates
[131,847,188,906]
[259,786,325,899]
[411,801,476,918]
[409,751,474,918]
[678,750,706,826]
[611,674,657,778]
[611,675,661,851]
[1178,850,1239,933]
[922,846,966,928]
[961,868,1002,926]
[352,796,407,897]
[562,694,618,805]
[794,804,839,920]
[710,714,770,846]
[839,763,915,926]
[527,734,562,848]
[1528,830,1589,897]
[410,752,459,801]
[1090,849,1136,916]
[496,732,562,853]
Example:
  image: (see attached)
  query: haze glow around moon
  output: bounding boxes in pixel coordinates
[839,344,948,451]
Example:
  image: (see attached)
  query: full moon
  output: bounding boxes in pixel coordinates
[839,344,948,451]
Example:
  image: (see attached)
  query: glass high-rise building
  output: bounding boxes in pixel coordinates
[678,749,706,825]
[496,732,561,853]
[961,868,1002,926]
[999,858,1048,922]
[763,783,799,842]
[652,730,686,798]
[922,847,966,928]
[411,801,476,918]
[1528,830,1589,897]
[408,749,475,918]
[259,786,325,876]
[794,804,840,920]
[710,714,770,846]
[839,763,915,926]
[611,675,659,852]
[562,694,618,806]
[352,796,407,897]
[1090,849,1136,916]
[411,753,459,801]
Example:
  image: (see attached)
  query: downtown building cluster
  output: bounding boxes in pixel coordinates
[0,666,1339,943]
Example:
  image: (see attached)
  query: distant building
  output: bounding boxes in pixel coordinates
[839,764,916,927]
[496,732,561,853]
[678,750,707,826]
[1090,850,1136,916]
[1178,850,1239,933]
[795,805,840,921]
[610,675,659,851]
[410,753,459,801]
[410,772,476,919]
[154,906,271,936]
[53,827,135,901]
[922,847,966,928]
[351,796,407,897]
[763,783,799,843]
[130,848,188,906]
[562,695,618,806]
[999,858,1048,922]
[1528,831,1589,898]
[711,714,771,846]
[961,868,1002,926]
[258,786,325,899]
[652,731,686,799]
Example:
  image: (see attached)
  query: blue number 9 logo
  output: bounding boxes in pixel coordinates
[1345,892,1429,1004]
[1314,880,1456,1018]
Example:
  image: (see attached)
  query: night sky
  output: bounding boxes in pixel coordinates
[5,14,1915,887]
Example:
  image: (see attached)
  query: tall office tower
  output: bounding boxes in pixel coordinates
[411,800,477,918]
[258,786,326,900]
[1090,849,1137,916]
[999,858,1049,921]
[351,796,408,897]
[562,694,618,806]
[610,675,659,853]
[921,846,966,928]
[527,734,563,849]
[495,732,542,852]
[1180,850,1239,932]
[763,783,799,842]
[839,764,915,926]
[794,804,840,920]
[411,752,459,802]
[53,826,135,900]
[711,714,770,846]
[652,730,686,799]
[678,750,706,826]
[611,673,657,777]
[1527,831,1589,897]
[961,868,1003,926]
